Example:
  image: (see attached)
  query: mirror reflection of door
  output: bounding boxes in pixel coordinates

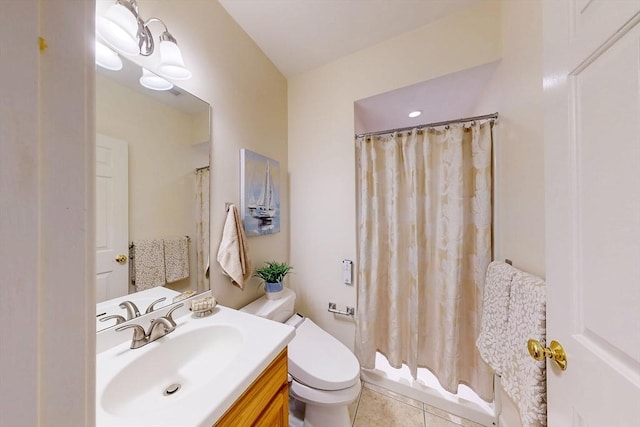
[96,134,129,302]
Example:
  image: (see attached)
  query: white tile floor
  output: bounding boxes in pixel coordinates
[350,382,486,427]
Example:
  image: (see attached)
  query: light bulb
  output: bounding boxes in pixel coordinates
[95,40,123,71]
[139,68,173,91]
[158,39,192,80]
[96,2,140,56]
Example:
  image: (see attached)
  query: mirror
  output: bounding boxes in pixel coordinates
[95,56,211,332]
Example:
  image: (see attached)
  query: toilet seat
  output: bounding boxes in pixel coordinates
[289,377,361,406]
[288,318,360,391]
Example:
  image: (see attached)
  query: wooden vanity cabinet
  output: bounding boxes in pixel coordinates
[215,348,289,427]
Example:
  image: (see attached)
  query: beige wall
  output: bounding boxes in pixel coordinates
[1,1,96,425]
[128,0,289,308]
[288,0,503,349]
[96,74,209,293]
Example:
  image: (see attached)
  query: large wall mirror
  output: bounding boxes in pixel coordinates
[95,56,211,332]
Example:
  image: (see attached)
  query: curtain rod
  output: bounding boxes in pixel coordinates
[195,165,210,172]
[355,112,499,139]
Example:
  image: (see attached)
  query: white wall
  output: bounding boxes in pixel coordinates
[473,0,545,279]
[288,0,502,349]
[0,1,95,426]
[474,2,544,426]
[123,0,290,308]
[96,74,209,293]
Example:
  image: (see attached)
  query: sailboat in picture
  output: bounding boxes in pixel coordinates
[248,160,277,224]
[241,148,280,236]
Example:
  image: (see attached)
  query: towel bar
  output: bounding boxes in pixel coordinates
[328,302,355,316]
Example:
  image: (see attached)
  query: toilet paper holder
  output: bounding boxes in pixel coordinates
[328,302,355,316]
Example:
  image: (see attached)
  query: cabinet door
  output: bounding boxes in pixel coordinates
[253,386,288,427]
[215,348,288,427]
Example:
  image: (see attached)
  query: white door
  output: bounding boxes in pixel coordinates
[96,134,129,303]
[544,1,640,425]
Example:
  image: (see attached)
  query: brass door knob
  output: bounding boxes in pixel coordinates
[527,339,567,370]
[115,254,127,264]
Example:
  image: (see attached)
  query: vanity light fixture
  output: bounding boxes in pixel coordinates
[408,110,422,118]
[96,0,192,80]
[95,40,123,71]
[139,68,174,91]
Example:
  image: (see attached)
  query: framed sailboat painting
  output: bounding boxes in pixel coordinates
[240,149,281,236]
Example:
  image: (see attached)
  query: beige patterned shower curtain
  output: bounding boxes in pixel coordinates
[195,167,210,293]
[355,121,494,401]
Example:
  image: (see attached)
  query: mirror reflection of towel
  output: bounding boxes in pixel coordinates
[217,205,252,289]
[133,239,166,291]
[164,236,190,283]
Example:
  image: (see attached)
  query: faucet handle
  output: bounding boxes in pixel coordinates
[119,301,141,320]
[115,324,148,349]
[144,297,167,314]
[99,314,126,325]
[164,303,184,327]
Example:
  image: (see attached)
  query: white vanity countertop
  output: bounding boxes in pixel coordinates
[96,305,295,427]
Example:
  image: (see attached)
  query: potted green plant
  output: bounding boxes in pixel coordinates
[254,261,293,300]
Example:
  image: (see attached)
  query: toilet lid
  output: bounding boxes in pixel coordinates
[288,318,360,391]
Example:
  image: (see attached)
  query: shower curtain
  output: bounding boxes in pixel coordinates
[355,121,494,402]
[195,167,210,293]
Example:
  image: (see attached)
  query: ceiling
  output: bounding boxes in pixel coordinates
[217,0,485,78]
[354,61,500,135]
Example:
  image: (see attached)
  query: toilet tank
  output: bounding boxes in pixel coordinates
[240,287,296,323]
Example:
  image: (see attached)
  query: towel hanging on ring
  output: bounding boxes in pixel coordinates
[217,204,252,289]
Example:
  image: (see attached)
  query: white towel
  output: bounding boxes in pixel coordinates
[476,261,519,375]
[502,270,547,427]
[216,205,252,289]
[164,236,190,283]
[132,239,166,291]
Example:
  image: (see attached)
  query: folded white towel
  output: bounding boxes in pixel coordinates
[164,236,190,283]
[503,270,547,427]
[132,239,166,291]
[476,261,519,375]
[216,205,252,289]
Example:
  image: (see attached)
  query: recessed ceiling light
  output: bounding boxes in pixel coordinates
[408,110,422,118]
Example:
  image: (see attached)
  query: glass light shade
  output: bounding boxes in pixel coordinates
[408,110,422,118]
[95,40,123,71]
[158,40,192,80]
[96,3,139,56]
[139,68,174,91]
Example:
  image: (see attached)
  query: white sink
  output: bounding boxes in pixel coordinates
[101,325,243,418]
[96,304,295,427]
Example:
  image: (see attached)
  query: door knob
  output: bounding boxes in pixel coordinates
[115,254,127,264]
[527,339,567,370]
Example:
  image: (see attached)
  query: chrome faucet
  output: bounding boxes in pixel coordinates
[118,300,141,320]
[116,303,183,349]
[99,314,126,325]
[144,297,167,314]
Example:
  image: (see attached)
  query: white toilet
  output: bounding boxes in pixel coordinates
[240,288,361,427]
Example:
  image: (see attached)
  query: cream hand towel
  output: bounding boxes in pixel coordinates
[216,205,252,289]
[132,239,166,291]
[476,261,519,375]
[502,270,547,427]
[164,236,190,283]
